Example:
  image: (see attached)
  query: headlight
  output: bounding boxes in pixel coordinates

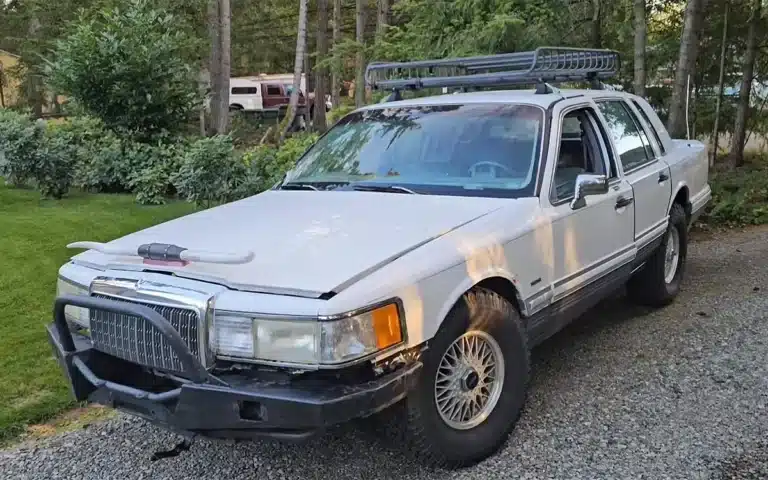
[56,277,90,328]
[211,302,404,366]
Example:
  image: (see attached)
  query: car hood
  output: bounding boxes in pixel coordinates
[71,191,513,297]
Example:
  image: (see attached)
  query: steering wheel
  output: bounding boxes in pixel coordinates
[468,161,512,178]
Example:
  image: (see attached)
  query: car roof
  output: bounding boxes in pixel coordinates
[357,88,633,111]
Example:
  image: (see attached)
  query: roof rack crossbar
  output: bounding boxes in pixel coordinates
[366,47,620,93]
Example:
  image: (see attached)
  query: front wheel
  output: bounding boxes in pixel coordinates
[627,203,688,306]
[385,288,530,468]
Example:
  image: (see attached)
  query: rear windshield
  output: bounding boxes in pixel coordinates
[284,103,545,198]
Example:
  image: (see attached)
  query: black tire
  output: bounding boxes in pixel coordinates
[627,202,688,307]
[381,288,530,469]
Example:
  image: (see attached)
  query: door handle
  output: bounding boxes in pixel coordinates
[616,196,634,209]
[658,171,669,182]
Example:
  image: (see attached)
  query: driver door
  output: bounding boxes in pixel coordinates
[542,101,635,306]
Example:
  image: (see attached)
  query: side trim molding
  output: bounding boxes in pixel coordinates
[526,262,633,346]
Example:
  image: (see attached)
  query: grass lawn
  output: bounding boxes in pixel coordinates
[0,183,196,442]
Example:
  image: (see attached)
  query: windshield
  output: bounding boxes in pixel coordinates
[283,103,545,198]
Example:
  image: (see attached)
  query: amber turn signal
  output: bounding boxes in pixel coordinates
[370,303,403,349]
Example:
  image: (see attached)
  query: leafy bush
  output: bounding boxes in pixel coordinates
[46,0,201,141]
[240,132,318,196]
[127,142,183,205]
[35,130,77,199]
[326,105,356,125]
[0,110,44,187]
[73,135,131,192]
[175,135,243,207]
[230,113,273,148]
[705,156,768,227]
[60,116,179,198]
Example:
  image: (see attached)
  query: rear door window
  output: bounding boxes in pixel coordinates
[632,100,666,155]
[596,100,653,173]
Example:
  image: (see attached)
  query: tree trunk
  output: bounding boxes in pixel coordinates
[728,0,761,169]
[711,2,729,165]
[281,0,308,143]
[633,0,646,97]
[355,0,366,107]
[331,0,342,108]
[590,0,601,48]
[27,15,43,118]
[377,0,390,37]
[313,0,329,131]
[217,0,231,134]
[207,0,222,135]
[667,0,708,139]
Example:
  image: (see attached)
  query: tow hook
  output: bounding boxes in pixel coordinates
[150,436,195,461]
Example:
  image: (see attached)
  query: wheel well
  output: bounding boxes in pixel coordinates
[673,186,691,221]
[230,103,244,110]
[475,277,524,315]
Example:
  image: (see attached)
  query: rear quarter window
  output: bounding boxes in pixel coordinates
[632,100,666,155]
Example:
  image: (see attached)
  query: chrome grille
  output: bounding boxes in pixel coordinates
[89,294,200,374]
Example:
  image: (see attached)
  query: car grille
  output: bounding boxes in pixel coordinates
[89,294,200,374]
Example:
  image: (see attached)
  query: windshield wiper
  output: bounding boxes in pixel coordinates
[279,182,320,191]
[350,184,417,194]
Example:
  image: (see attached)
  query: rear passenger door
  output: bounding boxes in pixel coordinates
[595,99,672,252]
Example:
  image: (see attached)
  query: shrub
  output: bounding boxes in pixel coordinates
[705,158,768,227]
[36,130,77,199]
[230,113,272,147]
[128,142,183,205]
[238,145,278,196]
[72,135,131,192]
[46,0,201,141]
[0,110,44,187]
[174,135,243,207]
[67,118,181,197]
[239,132,318,196]
[327,105,356,125]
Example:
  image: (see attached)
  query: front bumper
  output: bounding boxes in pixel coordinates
[48,295,421,441]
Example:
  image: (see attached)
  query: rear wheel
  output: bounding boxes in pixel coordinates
[382,288,530,469]
[627,203,688,306]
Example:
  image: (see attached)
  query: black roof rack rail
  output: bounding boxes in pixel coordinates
[365,47,620,97]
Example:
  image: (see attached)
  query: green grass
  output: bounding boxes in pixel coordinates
[0,184,196,442]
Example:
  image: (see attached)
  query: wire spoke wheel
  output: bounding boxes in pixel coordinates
[434,330,505,430]
[664,226,680,284]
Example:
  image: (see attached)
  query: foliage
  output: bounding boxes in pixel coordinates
[0,182,196,443]
[0,110,44,187]
[127,142,183,205]
[240,132,318,195]
[71,135,128,193]
[47,116,182,202]
[373,0,568,61]
[230,112,273,147]
[705,153,768,227]
[45,0,200,141]
[327,104,356,125]
[174,135,243,207]
[35,128,77,199]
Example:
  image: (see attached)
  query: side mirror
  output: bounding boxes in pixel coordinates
[570,174,609,210]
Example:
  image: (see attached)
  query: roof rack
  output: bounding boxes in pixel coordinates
[365,47,620,98]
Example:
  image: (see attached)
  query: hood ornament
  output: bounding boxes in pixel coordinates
[67,242,255,265]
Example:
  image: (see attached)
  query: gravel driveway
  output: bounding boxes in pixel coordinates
[2,226,767,480]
